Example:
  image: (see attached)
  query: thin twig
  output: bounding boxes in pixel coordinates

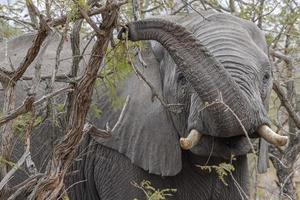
[125,43,183,113]
[273,81,300,129]
[84,95,130,137]
[0,86,73,126]
[0,147,30,191]
[198,100,256,154]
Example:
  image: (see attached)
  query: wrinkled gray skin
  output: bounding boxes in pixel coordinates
[69,11,272,200]
[2,10,272,200]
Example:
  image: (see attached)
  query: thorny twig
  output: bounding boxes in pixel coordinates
[171,0,198,15]
[0,106,36,192]
[273,81,300,129]
[0,150,30,191]
[84,95,130,138]
[49,0,128,27]
[0,15,36,30]
[198,99,256,154]
[123,34,184,113]
[7,174,42,200]
[76,4,105,37]
[28,1,123,198]
[0,86,73,126]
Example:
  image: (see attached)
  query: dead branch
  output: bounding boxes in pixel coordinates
[84,95,130,138]
[199,99,256,154]
[28,1,124,198]
[127,47,183,113]
[83,123,111,138]
[199,0,230,13]
[172,0,199,15]
[21,74,77,83]
[0,15,36,30]
[0,150,30,191]
[0,85,16,180]
[33,86,73,106]
[25,0,38,28]
[0,86,73,126]
[76,4,105,37]
[7,176,40,200]
[141,5,161,13]
[132,0,141,21]
[0,68,14,84]
[0,18,50,85]
[270,49,293,65]
[49,0,128,27]
[0,96,34,126]
[273,81,300,129]
[11,24,49,83]
[0,111,36,192]
[30,31,57,95]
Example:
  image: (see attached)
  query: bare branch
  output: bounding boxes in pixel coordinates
[11,26,49,82]
[49,0,128,27]
[0,150,30,191]
[273,81,300,130]
[141,5,161,13]
[0,96,34,126]
[76,5,105,37]
[0,15,35,29]
[29,1,124,198]
[0,86,73,126]
[127,47,183,113]
[270,49,293,64]
[85,95,131,138]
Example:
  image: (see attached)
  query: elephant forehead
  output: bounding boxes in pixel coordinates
[175,13,269,73]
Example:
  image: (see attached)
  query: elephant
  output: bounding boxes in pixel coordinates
[67,10,287,200]
[0,9,288,200]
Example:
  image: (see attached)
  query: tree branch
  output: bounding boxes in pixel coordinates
[273,81,300,129]
[0,86,73,126]
[49,0,128,27]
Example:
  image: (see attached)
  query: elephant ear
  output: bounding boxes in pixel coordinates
[92,44,182,176]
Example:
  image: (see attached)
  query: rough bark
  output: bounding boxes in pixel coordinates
[29,1,123,199]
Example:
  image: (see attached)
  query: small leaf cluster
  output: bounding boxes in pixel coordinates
[132,180,177,200]
[197,162,235,186]
[99,42,133,109]
[67,0,90,22]
[13,113,42,136]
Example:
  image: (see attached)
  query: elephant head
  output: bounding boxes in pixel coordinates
[93,12,287,176]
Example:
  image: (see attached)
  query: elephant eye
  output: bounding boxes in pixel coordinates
[177,73,187,85]
[263,73,270,84]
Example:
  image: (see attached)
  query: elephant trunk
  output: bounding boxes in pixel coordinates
[119,19,269,137]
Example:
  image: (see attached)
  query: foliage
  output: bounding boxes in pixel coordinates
[132,180,177,200]
[99,42,134,109]
[196,162,235,186]
[0,20,23,39]
[13,113,42,136]
[0,156,17,168]
[67,0,90,22]
[90,103,102,118]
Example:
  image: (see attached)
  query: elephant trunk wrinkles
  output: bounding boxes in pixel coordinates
[120,19,270,136]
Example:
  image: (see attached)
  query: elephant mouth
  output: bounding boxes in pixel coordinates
[180,126,288,153]
[187,135,252,159]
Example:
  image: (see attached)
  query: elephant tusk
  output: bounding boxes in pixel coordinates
[257,125,288,147]
[180,129,202,150]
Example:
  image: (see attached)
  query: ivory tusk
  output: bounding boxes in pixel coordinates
[180,129,202,150]
[257,125,288,147]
